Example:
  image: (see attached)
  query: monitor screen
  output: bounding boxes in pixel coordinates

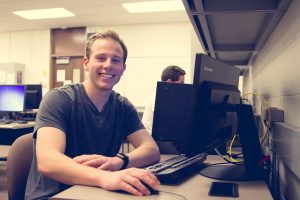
[25,84,42,110]
[0,85,26,112]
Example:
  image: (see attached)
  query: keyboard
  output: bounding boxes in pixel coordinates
[20,117,36,121]
[145,153,207,183]
[0,119,14,124]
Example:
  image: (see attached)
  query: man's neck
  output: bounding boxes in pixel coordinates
[83,82,111,112]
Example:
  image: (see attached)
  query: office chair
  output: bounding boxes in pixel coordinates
[6,133,33,200]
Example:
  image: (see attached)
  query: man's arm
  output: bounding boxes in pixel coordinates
[36,127,160,196]
[74,129,160,169]
[126,129,160,167]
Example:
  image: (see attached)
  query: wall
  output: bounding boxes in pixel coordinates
[0,30,50,93]
[0,22,203,107]
[88,22,203,107]
[244,0,300,127]
[243,0,300,199]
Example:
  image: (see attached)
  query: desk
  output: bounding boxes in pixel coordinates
[0,122,34,145]
[51,155,272,200]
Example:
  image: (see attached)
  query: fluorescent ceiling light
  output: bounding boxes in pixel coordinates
[13,8,75,19]
[122,0,185,13]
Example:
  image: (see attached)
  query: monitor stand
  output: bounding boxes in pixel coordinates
[198,163,263,181]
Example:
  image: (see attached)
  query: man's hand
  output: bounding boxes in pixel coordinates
[73,154,123,171]
[99,168,160,196]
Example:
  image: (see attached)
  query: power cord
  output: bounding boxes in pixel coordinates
[157,190,188,200]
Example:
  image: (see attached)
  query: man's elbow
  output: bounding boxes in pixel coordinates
[36,158,55,177]
[37,161,48,176]
[151,145,160,163]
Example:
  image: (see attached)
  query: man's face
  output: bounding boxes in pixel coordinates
[83,38,126,91]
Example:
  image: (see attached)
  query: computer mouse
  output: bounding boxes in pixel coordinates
[114,182,159,195]
[141,181,159,195]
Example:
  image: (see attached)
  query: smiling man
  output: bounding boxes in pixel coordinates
[25,30,160,200]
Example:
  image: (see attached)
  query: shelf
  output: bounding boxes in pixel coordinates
[183,0,293,74]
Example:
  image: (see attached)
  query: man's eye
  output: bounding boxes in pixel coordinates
[97,57,105,61]
[112,58,122,63]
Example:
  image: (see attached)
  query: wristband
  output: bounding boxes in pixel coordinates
[115,153,129,170]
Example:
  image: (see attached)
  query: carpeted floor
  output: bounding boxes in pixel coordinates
[0,161,8,200]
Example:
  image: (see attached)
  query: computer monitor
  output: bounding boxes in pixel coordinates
[152,53,264,181]
[0,85,26,112]
[152,53,241,156]
[25,84,42,110]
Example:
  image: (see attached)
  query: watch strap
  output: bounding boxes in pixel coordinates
[116,153,129,170]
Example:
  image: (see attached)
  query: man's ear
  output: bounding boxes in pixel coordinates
[83,57,89,71]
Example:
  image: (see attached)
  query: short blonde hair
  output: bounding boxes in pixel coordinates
[85,30,128,63]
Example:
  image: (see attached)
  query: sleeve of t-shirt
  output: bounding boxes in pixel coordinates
[33,88,72,138]
[123,98,145,138]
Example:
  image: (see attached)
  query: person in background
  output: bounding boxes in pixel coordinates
[142,65,186,134]
[25,30,160,200]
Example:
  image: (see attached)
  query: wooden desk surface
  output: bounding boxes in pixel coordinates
[0,121,35,129]
[51,155,272,200]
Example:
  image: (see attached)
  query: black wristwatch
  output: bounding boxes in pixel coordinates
[115,153,129,170]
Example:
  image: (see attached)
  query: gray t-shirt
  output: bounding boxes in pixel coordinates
[25,83,144,200]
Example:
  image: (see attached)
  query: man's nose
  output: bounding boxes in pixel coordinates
[103,59,113,68]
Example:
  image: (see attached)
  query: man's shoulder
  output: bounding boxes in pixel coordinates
[47,83,83,99]
[111,90,132,106]
[111,90,125,101]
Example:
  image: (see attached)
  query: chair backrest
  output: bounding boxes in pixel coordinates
[6,133,33,200]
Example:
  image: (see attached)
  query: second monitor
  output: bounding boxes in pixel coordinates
[25,84,42,110]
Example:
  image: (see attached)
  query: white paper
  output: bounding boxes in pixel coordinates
[57,70,65,82]
[73,69,81,83]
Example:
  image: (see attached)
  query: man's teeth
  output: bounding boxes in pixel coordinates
[100,73,113,78]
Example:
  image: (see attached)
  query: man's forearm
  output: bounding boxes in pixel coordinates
[37,151,106,187]
[126,145,160,168]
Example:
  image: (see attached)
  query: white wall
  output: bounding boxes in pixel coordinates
[88,22,203,107]
[0,22,204,107]
[0,30,50,93]
[243,0,300,128]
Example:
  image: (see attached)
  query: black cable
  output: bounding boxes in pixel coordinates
[157,190,188,200]
[214,148,244,165]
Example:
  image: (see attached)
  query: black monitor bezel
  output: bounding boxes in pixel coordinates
[24,84,42,110]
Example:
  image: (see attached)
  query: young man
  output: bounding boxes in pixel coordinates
[142,65,186,134]
[25,30,160,199]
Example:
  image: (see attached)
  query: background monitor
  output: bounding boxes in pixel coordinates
[25,84,42,110]
[0,85,26,112]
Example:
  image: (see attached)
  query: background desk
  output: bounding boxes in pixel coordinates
[0,122,34,145]
[0,145,10,160]
[51,155,272,200]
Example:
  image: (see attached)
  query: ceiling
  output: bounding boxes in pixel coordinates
[183,0,293,73]
[0,0,189,33]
